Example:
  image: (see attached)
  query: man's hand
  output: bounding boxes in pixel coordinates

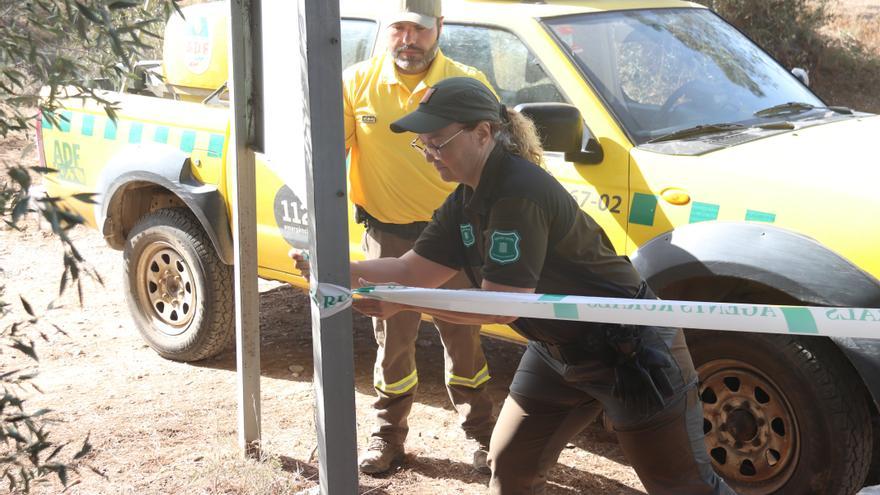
[288,248,310,279]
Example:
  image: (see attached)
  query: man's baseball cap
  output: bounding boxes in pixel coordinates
[385,0,442,29]
[390,77,502,134]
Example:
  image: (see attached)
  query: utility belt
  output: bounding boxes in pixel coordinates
[539,335,611,365]
[539,281,655,366]
[355,205,429,241]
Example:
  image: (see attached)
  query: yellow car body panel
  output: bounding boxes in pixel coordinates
[42,93,228,226]
[628,114,880,277]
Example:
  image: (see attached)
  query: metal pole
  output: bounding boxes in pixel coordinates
[228,0,261,457]
[298,0,359,492]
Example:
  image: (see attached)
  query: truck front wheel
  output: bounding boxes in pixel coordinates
[686,330,871,495]
[123,208,234,361]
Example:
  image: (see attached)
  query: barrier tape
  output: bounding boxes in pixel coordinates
[310,283,352,318]
[348,285,880,340]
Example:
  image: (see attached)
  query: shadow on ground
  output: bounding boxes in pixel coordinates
[197,284,637,493]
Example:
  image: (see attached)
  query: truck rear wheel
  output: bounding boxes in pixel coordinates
[123,208,234,361]
[686,330,871,495]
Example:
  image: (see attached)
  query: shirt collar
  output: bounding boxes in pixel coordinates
[378,48,450,93]
[465,143,506,216]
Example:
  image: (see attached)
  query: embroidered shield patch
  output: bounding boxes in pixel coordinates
[460,223,475,247]
[489,230,521,264]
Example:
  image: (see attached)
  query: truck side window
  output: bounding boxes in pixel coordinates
[341,19,378,69]
[440,24,565,107]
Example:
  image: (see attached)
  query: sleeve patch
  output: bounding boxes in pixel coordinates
[460,223,476,247]
[488,230,521,265]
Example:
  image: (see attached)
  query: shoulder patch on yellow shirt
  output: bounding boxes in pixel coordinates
[361,115,377,124]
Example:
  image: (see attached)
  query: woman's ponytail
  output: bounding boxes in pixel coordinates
[491,108,544,166]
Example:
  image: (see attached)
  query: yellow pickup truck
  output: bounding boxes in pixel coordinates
[38,1,880,493]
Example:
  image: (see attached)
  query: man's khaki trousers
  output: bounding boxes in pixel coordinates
[363,227,496,446]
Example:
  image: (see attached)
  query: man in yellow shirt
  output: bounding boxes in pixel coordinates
[343,0,496,475]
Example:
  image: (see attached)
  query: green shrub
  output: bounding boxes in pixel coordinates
[699,0,880,113]
[698,0,833,72]
[1,2,180,491]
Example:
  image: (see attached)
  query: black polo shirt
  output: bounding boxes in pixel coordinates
[413,144,642,344]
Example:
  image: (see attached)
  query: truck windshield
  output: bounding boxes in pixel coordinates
[543,8,824,144]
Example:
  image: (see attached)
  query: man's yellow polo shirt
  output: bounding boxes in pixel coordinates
[343,50,492,225]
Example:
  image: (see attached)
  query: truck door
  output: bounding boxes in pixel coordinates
[440,23,630,252]
[254,17,378,277]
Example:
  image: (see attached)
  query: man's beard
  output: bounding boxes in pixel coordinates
[393,41,439,73]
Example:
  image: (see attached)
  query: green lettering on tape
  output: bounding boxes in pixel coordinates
[553,303,578,320]
[781,307,818,334]
[538,294,567,302]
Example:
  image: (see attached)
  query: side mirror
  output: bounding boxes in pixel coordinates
[514,103,603,164]
[791,67,810,87]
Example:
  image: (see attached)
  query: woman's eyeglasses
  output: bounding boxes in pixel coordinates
[410,128,465,158]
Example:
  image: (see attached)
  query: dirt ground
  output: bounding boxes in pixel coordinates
[3,1,878,493]
[0,133,643,494]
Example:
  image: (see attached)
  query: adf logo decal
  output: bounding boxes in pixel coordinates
[489,230,521,264]
[183,16,212,75]
[459,223,475,247]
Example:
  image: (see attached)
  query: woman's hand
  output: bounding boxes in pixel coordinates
[353,298,407,319]
[288,248,310,279]
[354,278,409,319]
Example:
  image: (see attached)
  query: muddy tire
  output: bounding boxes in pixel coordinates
[123,208,234,362]
[866,416,880,487]
[686,330,871,495]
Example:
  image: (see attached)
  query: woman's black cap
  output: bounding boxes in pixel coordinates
[390,77,501,134]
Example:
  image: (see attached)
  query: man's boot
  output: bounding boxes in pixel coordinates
[359,438,405,474]
[472,437,491,475]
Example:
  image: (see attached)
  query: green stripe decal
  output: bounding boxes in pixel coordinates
[781,307,818,334]
[104,119,117,140]
[553,303,579,319]
[128,123,143,143]
[81,115,94,136]
[207,134,224,158]
[746,210,776,223]
[59,111,72,132]
[538,294,568,302]
[180,130,196,152]
[689,202,719,223]
[153,126,169,144]
[629,193,658,226]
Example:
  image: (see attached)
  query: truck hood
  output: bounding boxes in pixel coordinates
[631,114,880,280]
[697,114,880,205]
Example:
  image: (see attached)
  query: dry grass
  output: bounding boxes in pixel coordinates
[813,0,880,112]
